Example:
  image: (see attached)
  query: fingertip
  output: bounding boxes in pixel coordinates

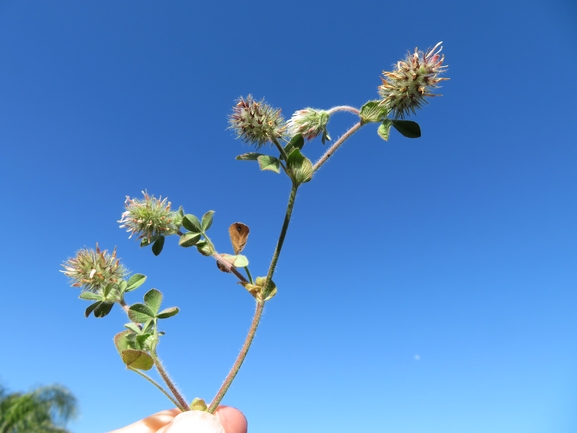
[215,406,248,433]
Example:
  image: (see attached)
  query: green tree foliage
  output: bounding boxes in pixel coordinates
[0,384,78,433]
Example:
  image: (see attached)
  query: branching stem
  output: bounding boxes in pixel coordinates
[208,182,300,413]
[128,367,181,409]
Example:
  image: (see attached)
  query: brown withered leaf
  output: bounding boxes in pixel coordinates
[229,222,250,254]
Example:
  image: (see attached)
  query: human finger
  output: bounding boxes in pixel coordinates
[163,411,224,433]
[108,409,180,433]
[215,406,248,433]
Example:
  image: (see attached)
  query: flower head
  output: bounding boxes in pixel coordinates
[61,243,128,293]
[286,108,331,144]
[119,191,181,243]
[378,42,449,118]
[228,95,286,148]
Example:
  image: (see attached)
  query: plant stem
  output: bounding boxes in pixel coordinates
[208,182,300,413]
[207,300,265,414]
[327,105,360,116]
[151,352,190,411]
[128,367,181,409]
[271,136,289,161]
[313,121,363,173]
[263,182,299,289]
[212,251,248,283]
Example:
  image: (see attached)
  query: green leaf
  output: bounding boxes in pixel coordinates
[128,303,155,323]
[157,307,179,319]
[179,232,202,247]
[103,282,114,298]
[190,398,208,411]
[144,289,162,314]
[201,210,215,231]
[79,291,101,301]
[140,235,160,248]
[235,152,265,161]
[378,119,393,141]
[284,134,304,156]
[84,301,100,318]
[118,280,128,295]
[126,274,147,292]
[392,120,421,138]
[257,155,281,173]
[183,214,202,232]
[136,333,154,350]
[114,330,132,355]
[121,349,154,370]
[124,323,141,333]
[94,301,114,318]
[152,236,165,256]
[360,100,389,124]
[196,240,215,256]
[142,318,155,334]
[256,277,278,301]
[287,148,313,184]
[219,253,249,269]
[233,254,249,268]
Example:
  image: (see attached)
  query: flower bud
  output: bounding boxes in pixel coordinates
[286,108,331,144]
[228,95,286,148]
[378,42,449,118]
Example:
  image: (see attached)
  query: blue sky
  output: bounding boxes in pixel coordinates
[1,1,576,432]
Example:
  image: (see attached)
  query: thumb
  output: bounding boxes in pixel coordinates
[165,411,225,433]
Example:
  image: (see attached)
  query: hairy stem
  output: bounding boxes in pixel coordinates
[263,182,299,289]
[152,352,189,411]
[212,251,248,283]
[313,121,363,173]
[327,105,360,116]
[271,136,289,161]
[128,367,181,409]
[208,182,300,413]
[207,300,265,413]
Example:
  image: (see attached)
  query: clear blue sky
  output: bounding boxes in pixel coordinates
[1,1,576,432]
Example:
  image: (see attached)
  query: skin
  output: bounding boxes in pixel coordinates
[109,406,247,433]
